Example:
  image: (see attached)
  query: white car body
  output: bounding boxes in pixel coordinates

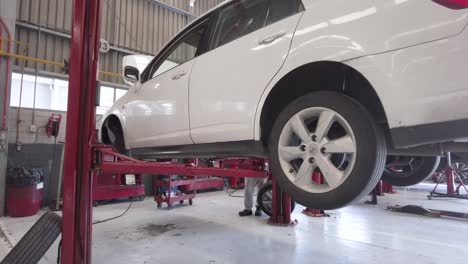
[102,0,468,154]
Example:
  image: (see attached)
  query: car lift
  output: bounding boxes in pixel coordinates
[55,1,295,263]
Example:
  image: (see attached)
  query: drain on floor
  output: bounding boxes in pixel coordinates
[138,224,176,237]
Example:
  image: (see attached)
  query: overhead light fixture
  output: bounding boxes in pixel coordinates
[190,0,196,7]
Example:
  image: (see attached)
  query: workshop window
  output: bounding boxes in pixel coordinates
[97,86,115,115]
[10,72,127,114]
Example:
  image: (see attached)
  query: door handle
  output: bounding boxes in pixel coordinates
[172,72,186,80]
[258,32,287,45]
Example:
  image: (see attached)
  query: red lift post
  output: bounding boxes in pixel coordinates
[61,0,102,262]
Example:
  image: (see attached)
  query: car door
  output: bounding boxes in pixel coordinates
[125,20,210,149]
[189,0,304,144]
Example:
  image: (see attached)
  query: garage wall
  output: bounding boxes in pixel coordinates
[13,0,224,84]
[8,107,67,144]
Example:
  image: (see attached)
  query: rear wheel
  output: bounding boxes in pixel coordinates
[453,159,468,184]
[382,156,440,186]
[269,92,386,210]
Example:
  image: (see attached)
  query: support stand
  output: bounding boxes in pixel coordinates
[382,182,395,194]
[302,172,329,217]
[268,176,298,226]
[428,152,468,200]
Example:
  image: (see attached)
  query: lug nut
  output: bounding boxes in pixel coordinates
[321,147,327,154]
[300,145,306,151]
[289,169,294,173]
[308,157,315,164]
[311,135,317,142]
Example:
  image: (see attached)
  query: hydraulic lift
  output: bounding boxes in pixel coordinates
[0,1,295,263]
[56,0,295,263]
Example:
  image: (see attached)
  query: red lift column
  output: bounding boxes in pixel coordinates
[61,0,102,263]
[269,176,297,226]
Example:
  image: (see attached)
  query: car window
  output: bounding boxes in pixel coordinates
[210,0,269,50]
[267,0,304,25]
[152,23,208,78]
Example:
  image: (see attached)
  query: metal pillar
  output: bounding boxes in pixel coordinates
[61,0,102,262]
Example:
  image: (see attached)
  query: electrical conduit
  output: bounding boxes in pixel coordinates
[0,17,12,132]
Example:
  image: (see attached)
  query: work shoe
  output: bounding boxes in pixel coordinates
[239,209,253,217]
[255,207,262,217]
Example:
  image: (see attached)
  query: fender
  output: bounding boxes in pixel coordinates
[254,0,468,140]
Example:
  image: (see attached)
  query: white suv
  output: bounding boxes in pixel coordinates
[101,0,468,209]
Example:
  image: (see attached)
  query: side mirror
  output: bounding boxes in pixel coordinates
[122,55,153,86]
[123,66,140,84]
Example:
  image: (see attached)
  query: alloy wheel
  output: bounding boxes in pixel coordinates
[278,107,357,194]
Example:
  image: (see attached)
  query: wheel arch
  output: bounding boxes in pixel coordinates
[257,61,389,144]
[100,114,125,146]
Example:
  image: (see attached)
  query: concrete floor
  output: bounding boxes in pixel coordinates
[1,184,468,264]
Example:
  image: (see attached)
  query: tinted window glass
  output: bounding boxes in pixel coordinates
[267,0,303,25]
[152,23,208,78]
[210,0,269,49]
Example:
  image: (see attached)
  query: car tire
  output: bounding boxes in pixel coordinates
[269,91,386,210]
[382,156,440,187]
[452,158,468,184]
[0,212,61,264]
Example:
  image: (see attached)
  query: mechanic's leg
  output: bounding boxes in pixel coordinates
[255,178,268,216]
[239,177,256,217]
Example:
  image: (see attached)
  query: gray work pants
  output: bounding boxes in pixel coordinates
[244,177,267,210]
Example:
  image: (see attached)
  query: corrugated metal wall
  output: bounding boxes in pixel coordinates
[13,0,224,84]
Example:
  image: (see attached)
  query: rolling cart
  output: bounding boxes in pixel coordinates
[154,175,197,209]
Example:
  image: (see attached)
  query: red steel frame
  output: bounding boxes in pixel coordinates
[61,1,294,263]
[61,0,102,262]
[93,151,145,202]
[92,172,145,202]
